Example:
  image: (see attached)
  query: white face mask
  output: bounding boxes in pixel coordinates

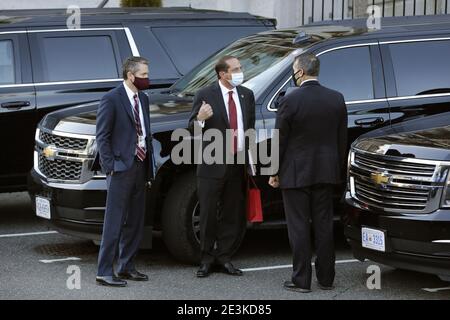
[228,72,244,87]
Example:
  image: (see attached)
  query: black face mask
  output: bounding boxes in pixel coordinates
[292,69,302,87]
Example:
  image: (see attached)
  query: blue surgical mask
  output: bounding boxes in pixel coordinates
[228,72,244,87]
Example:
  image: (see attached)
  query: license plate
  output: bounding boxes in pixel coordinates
[36,197,51,220]
[361,227,385,252]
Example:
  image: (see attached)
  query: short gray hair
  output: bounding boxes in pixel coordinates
[122,56,149,80]
[294,53,320,77]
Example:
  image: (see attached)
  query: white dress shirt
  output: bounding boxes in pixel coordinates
[123,81,147,150]
[198,81,245,152]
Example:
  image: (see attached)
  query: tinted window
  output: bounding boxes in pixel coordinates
[0,40,15,84]
[40,36,119,81]
[319,46,374,101]
[389,40,450,96]
[130,26,181,81]
[153,27,266,75]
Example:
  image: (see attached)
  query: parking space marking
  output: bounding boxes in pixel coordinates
[242,259,361,272]
[422,287,450,293]
[39,257,81,264]
[0,231,58,238]
[242,264,292,272]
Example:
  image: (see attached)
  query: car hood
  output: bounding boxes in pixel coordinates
[40,93,194,136]
[353,126,450,162]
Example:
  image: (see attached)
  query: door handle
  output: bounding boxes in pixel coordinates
[354,117,385,127]
[1,101,31,109]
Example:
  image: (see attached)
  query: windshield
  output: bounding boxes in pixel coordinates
[170,39,297,99]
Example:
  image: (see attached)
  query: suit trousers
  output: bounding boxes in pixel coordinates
[282,184,336,289]
[97,159,147,276]
[197,163,245,264]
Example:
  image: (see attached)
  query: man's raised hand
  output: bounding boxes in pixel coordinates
[197,101,213,121]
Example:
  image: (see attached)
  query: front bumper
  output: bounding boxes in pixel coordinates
[28,168,108,241]
[28,169,155,248]
[344,192,450,279]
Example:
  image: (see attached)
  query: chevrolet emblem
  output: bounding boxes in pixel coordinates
[42,146,56,160]
[370,171,390,186]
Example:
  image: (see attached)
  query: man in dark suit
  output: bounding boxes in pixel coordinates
[96,56,154,287]
[269,54,347,293]
[188,55,255,278]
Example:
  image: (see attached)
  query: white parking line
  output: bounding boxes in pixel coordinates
[242,264,292,272]
[242,259,362,272]
[0,231,58,238]
[39,257,81,264]
[422,287,450,293]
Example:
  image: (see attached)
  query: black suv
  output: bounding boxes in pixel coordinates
[345,112,450,282]
[0,8,275,191]
[28,15,450,263]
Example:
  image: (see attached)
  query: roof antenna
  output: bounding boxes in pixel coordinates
[98,0,109,8]
[293,31,311,44]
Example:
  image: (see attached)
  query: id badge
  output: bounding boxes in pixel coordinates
[138,135,146,149]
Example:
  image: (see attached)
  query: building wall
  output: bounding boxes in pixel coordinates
[163,0,449,28]
[0,0,121,10]
[0,0,448,29]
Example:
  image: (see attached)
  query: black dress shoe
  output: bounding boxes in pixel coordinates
[117,270,149,281]
[218,262,243,276]
[283,281,311,293]
[196,263,213,278]
[96,276,127,287]
[317,283,335,290]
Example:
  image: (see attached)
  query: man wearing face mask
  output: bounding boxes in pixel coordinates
[95,56,154,287]
[188,55,256,278]
[268,54,347,293]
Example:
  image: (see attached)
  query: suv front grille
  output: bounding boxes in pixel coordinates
[38,154,83,181]
[350,150,441,213]
[35,129,96,184]
[354,152,436,178]
[353,178,430,211]
[39,131,88,150]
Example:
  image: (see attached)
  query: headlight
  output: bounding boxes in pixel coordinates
[35,128,41,142]
[86,139,97,155]
[347,150,356,198]
[347,150,355,185]
[441,169,450,208]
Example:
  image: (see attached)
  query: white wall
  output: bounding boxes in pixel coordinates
[163,0,303,28]
[163,0,449,28]
[1,0,448,28]
[0,0,121,10]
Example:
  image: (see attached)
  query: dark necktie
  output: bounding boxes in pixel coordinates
[133,94,146,161]
[228,91,238,154]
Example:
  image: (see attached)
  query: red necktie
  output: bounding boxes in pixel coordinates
[133,94,146,161]
[228,91,238,154]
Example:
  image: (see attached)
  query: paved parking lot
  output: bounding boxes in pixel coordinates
[0,192,449,300]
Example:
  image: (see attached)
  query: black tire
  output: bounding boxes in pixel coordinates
[161,170,246,264]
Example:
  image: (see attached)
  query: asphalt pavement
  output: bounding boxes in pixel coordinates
[0,192,449,300]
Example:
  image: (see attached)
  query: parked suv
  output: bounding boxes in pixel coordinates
[345,112,450,281]
[0,8,275,191]
[28,15,450,263]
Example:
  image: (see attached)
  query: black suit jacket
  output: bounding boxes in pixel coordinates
[188,81,256,179]
[274,80,347,189]
[96,84,155,181]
